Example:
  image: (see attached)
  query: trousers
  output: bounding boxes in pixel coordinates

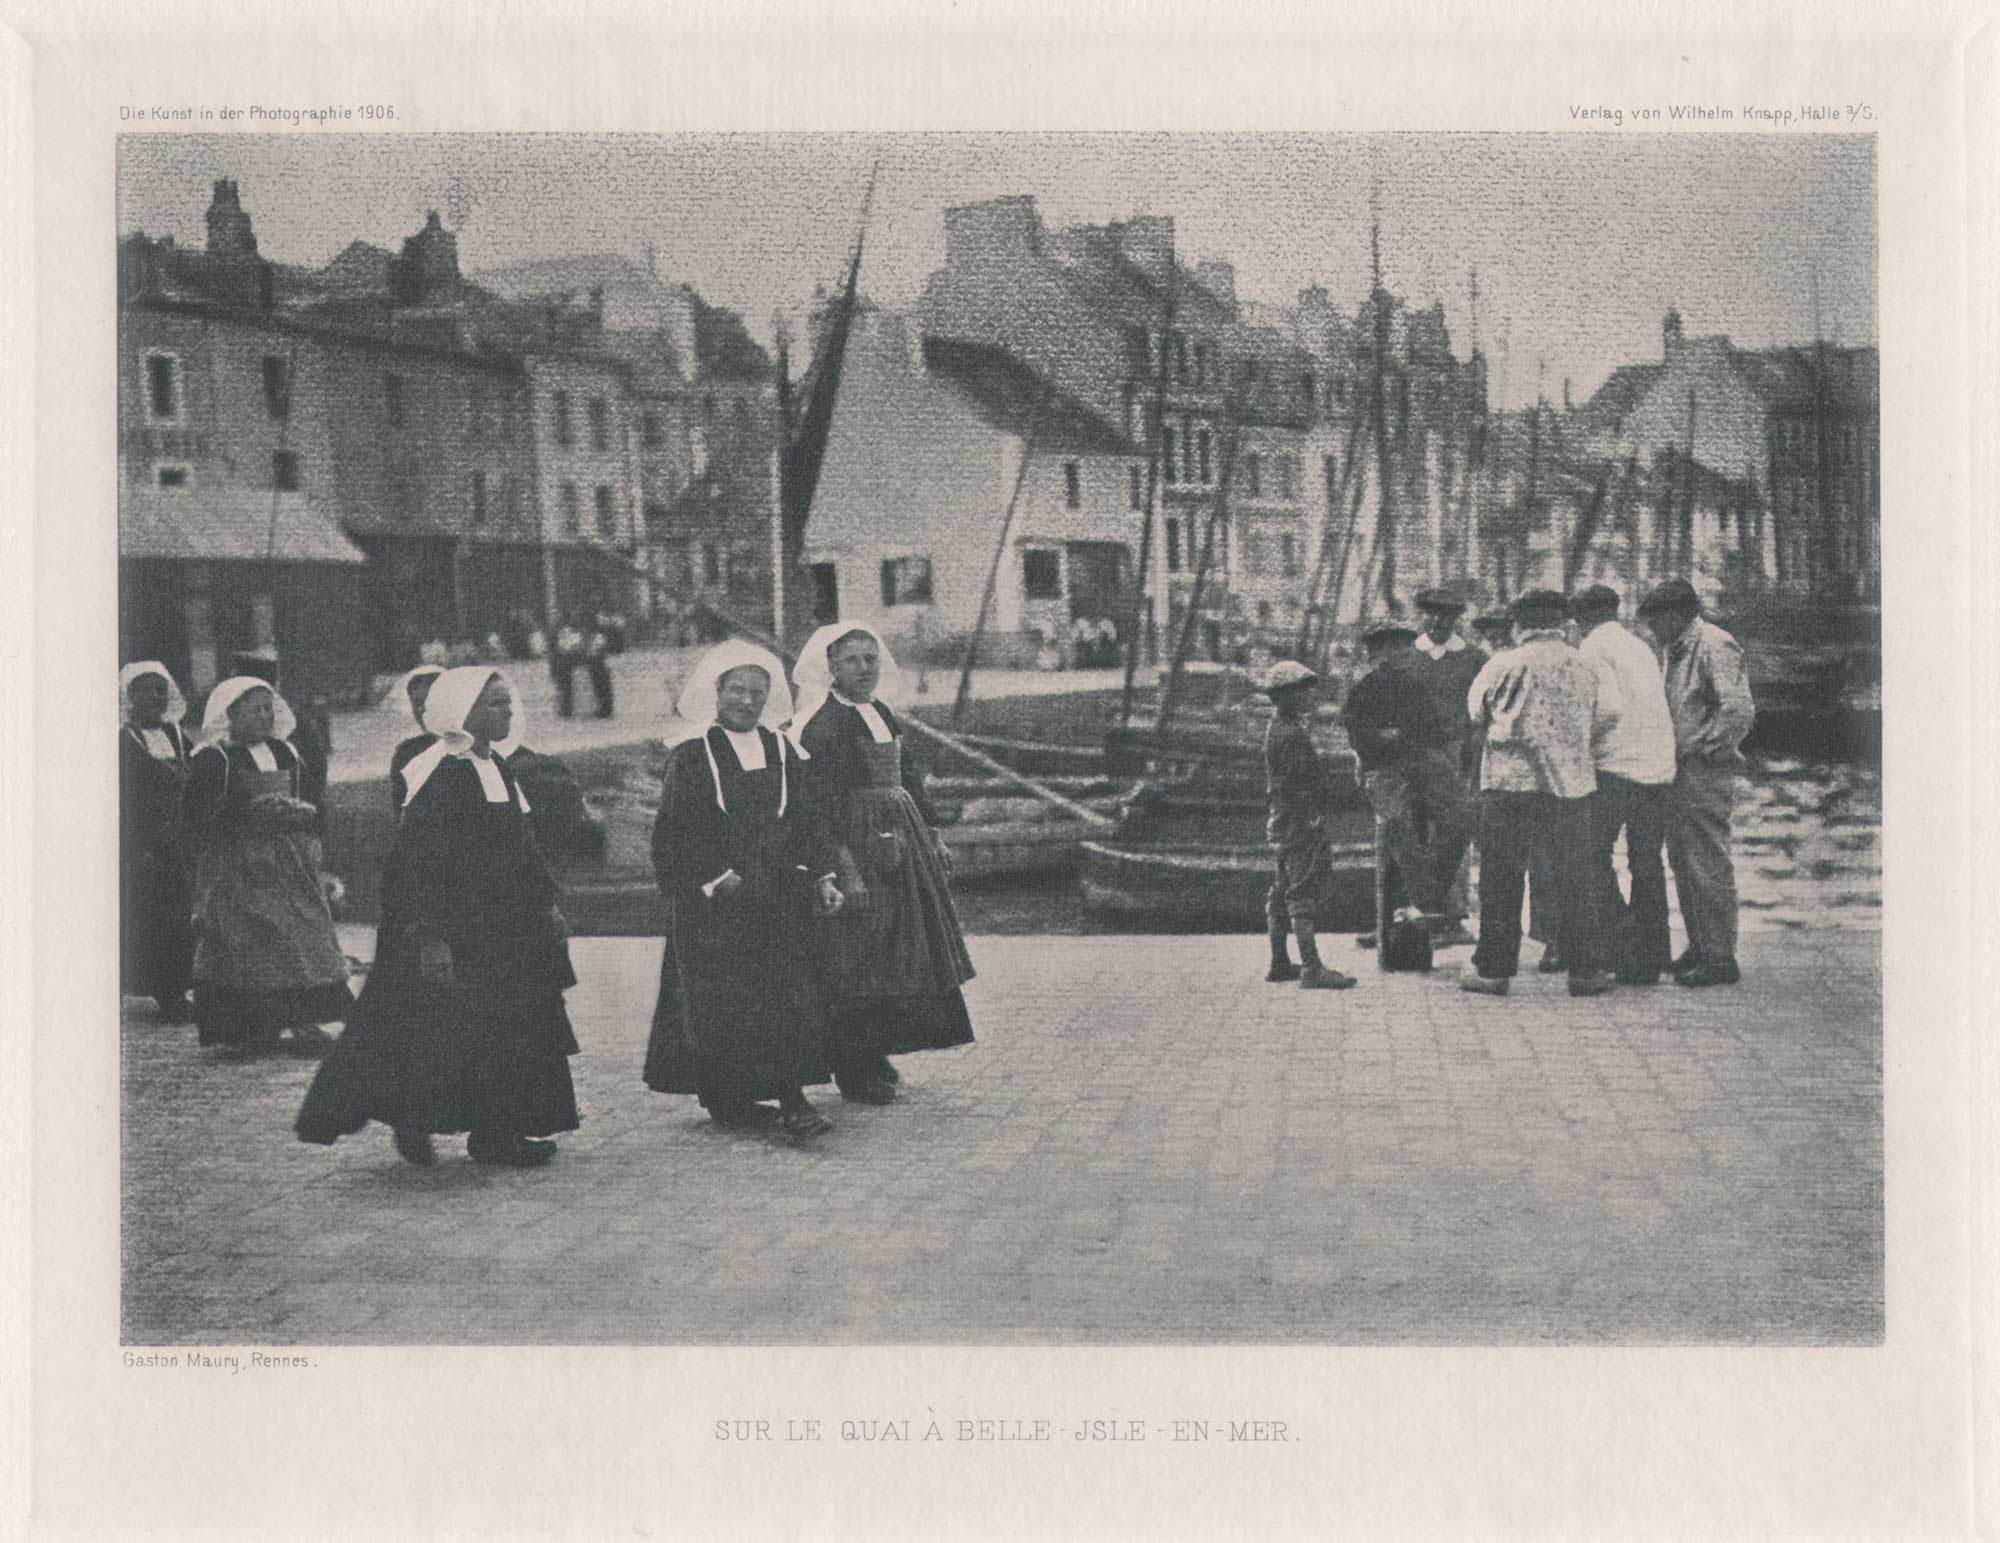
[1363,747,1471,915]
[1267,831,1335,931]
[1470,791,1604,980]
[1666,758,1740,965]
[1590,773,1672,977]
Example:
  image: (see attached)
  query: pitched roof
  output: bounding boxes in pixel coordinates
[1573,362,1664,436]
[120,487,367,565]
[922,337,1134,456]
[1728,343,1879,412]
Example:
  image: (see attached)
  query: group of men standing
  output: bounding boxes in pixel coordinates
[1265,578,1755,998]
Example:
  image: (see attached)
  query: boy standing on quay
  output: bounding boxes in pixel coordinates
[1263,661,1359,992]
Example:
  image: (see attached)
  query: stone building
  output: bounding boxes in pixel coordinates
[804,306,1143,666]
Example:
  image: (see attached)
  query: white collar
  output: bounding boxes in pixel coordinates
[721,726,768,770]
[835,694,893,743]
[246,742,280,772]
[1416,633,1467,658]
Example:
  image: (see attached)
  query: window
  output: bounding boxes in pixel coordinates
[469,386,488,442]
[1180,422,1194,483]
[1281,531,1299,576]
[506,477,523,519]
[691,427,709,477]
[1278,456,1297,499]
[471,471,487,526]
[554,390,574,446]
[1324,454,1339,498]
[155,464,190,489]
[1257,600,1274,625]
[1174,334,1190,385]
[703,543,721,585]
[1123,386,1140,440]
[560,482,581,535]
[272,450,301,491]
[1301,372,1315,406]
[261,355,291,420]
[1161,428,1177,484]
[881,556,935,607]
[1021,549,1061,600]
[1129,465,1145,511]
[595,484,617,538]
[642,412,664,449]
[1165,518,1182,573]
[144,353,182,422]
[1244,453,1262,497]
[703,395,717,420]
[384,373,405,427]
[589,397,611,451]
[1064,461,1082,509]
[1197,429,1212,485]
[499,394,516,443]
[1194,343,1208,389]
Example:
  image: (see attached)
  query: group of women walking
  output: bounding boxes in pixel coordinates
[120,662,353,1057]
[121,625,978,1170]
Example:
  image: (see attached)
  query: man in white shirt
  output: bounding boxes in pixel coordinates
[1571,586,1677,985]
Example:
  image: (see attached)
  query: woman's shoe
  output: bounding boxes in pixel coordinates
[284,1024,335,1058]
[837,1076,897,1105]
[392,1127,437,1167]
[468,1132,556,1168]
[781,1101,833,1140]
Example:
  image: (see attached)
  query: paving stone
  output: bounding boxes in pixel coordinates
[120,930,1881,1345]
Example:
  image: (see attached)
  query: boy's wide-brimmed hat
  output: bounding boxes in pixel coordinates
[1361,621,1420,646]
[1261,660,1320,695]
[1413,588,1467,615]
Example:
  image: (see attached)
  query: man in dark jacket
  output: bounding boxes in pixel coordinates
[1263,661,1358,991]
[1342,620,1465,937]
[1410,589,1486,945]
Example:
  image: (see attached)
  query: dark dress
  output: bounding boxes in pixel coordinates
[120,721,195,1005]
[642,726,836,1110]
[297,753,580,1145]
[796,697,975,1062]
[183,738,353,1047]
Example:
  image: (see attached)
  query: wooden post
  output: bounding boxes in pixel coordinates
[951,387,1048,730]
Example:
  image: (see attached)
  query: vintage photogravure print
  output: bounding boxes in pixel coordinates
[17,2,1992,1537]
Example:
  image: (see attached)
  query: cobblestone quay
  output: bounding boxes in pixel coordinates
[122,929,1880,1345]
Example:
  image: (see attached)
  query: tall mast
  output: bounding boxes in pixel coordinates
[1368,214,1397,612]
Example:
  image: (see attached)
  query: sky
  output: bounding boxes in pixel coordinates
[117,132,1876,410]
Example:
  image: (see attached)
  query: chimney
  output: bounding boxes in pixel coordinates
[1663,307,1684,362]
[1562,377,1572,411]
[204,178,259,259]
[1116,215,1175,286]
[396,210,460,303]
[943,195,1043,275]
[1195,260,1237,310]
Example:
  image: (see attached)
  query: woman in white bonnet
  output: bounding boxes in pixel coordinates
[296,667,581,1168]
[643,641,845,1140]
[119,662,196,1020]
[182,676,353,1055]
[792,623,974,1104]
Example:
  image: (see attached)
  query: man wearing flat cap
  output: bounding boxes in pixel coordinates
[1461,589,1616,997]
[1572,585,1676,984]
[1261,661,1358,990]
[1410,589,1486,945]
[1637,578,1755,988]
[1342,621,1464,945]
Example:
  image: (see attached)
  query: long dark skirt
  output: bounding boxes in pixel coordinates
[296,933,580,1143]
[121,843,194,1004]
[818,784,975,1060]
[643,893,830,1110]
[191,828,352,1047]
